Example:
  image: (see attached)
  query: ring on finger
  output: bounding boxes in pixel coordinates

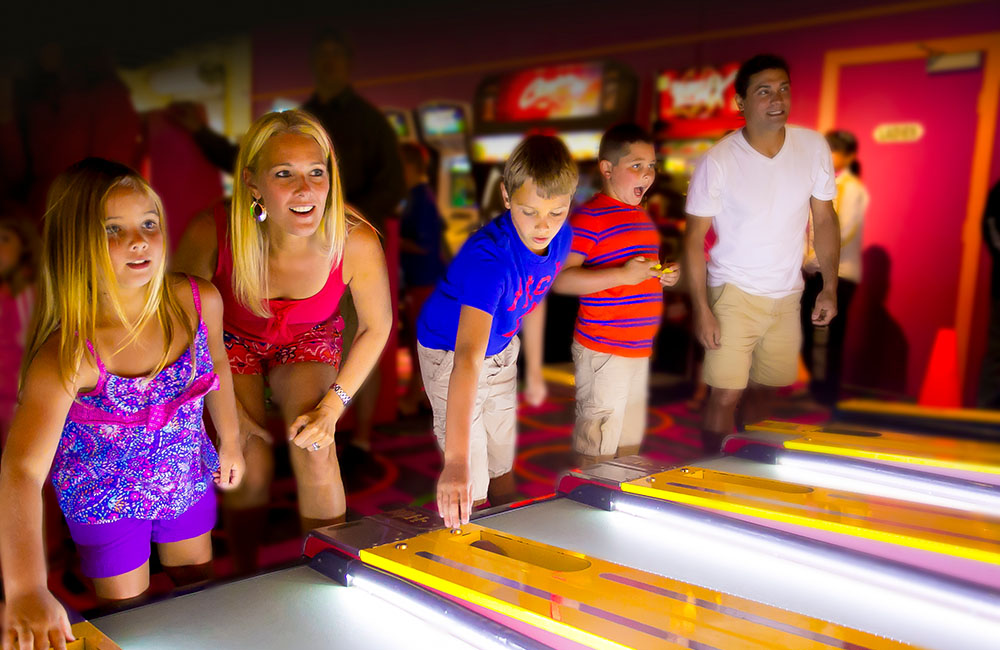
[310,442,321,451]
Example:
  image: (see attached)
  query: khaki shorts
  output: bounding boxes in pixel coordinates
[703,284,802,390]
[571,341,650,457]
[417,337,520,502]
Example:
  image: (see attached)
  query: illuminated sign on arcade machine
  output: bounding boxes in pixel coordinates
[471,61,638,218]
[416,102,480,254]
[655,63,743,180]
[383,107,418,143]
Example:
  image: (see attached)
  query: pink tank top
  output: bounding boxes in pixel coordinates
[211,203,346,344]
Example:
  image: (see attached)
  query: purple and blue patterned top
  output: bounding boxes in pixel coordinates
[51,277,221,524]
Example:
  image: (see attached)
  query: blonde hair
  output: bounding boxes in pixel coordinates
[230,109,363,317]
[503,134,579,199]
[22,158,194,391]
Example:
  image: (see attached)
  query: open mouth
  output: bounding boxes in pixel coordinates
[289,205,316,217]
[766,110,786,117]
[126,260,151,270]
[633,186,646,199]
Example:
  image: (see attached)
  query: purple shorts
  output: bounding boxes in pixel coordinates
[65,489,217,579]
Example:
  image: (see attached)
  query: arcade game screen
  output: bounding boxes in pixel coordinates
[421,106,466,136]
[448,157,477,208]
[386,111,412,140]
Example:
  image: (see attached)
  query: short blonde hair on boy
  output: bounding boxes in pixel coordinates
[503,134,578,199]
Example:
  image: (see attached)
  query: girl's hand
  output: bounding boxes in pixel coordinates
[288,402,340,452]
[3,589,74,650]
[214,441,245,490]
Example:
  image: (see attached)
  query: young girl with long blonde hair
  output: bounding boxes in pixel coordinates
[174,110,391,574]
[0,158,244,649]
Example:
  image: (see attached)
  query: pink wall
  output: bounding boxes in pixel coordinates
[252,1,999,128]
[250,1,1000,402]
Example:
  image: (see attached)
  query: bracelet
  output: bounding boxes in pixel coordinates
[330,383,352,407]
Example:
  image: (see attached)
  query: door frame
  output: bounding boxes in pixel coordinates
[818,32,1000,396]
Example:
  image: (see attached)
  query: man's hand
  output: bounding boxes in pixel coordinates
[695,308,722,350]
[812,289,838,326]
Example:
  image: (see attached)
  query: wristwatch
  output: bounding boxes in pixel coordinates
[330,382,352,407]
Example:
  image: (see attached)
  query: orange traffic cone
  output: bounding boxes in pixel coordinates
[918,328,961,407]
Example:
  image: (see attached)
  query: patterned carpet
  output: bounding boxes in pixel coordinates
[45,374,827,614]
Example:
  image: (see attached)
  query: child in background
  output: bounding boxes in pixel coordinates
[398,142,447,415]
[552,124,680,467]
[0,215,37,447]
[417,135,577,528]
[0,158,244,649]
[801,129,869,406]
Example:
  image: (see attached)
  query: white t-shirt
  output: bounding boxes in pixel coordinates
[686,125,837,298]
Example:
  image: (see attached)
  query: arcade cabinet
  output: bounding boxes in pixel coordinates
[415,101,480,255]
[651,62,744,378]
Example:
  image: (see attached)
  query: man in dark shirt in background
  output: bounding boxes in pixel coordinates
[980,179,1000,409]
[172,27,405,462]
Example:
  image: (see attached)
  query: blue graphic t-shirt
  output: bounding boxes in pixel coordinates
[417,211,571,356]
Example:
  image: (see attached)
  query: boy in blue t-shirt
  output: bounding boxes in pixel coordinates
[417,135,578,528]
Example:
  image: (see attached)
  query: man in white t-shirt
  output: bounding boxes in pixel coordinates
[684,54,841,451]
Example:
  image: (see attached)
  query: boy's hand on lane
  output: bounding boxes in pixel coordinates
[437,461,473,529]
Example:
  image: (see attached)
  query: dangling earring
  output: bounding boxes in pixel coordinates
[251,197,267,223]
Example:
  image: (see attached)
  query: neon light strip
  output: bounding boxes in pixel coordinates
[599,573,873,650]
[774,451,1000,517]
[659,480,1000,546]
[361,548,629,650]
[622,480,1000,565]
[608,491,1000,624]
[413,551,721,650]
[784,438,1000,475]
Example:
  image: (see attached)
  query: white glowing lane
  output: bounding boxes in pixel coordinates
[92,564,479,650]
[479,497,1000,650]
[703,454,1000,516]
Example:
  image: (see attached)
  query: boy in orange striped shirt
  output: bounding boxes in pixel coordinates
[553,124,680,466]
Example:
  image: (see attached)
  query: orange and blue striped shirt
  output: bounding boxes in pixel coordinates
[570,193,662,358]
